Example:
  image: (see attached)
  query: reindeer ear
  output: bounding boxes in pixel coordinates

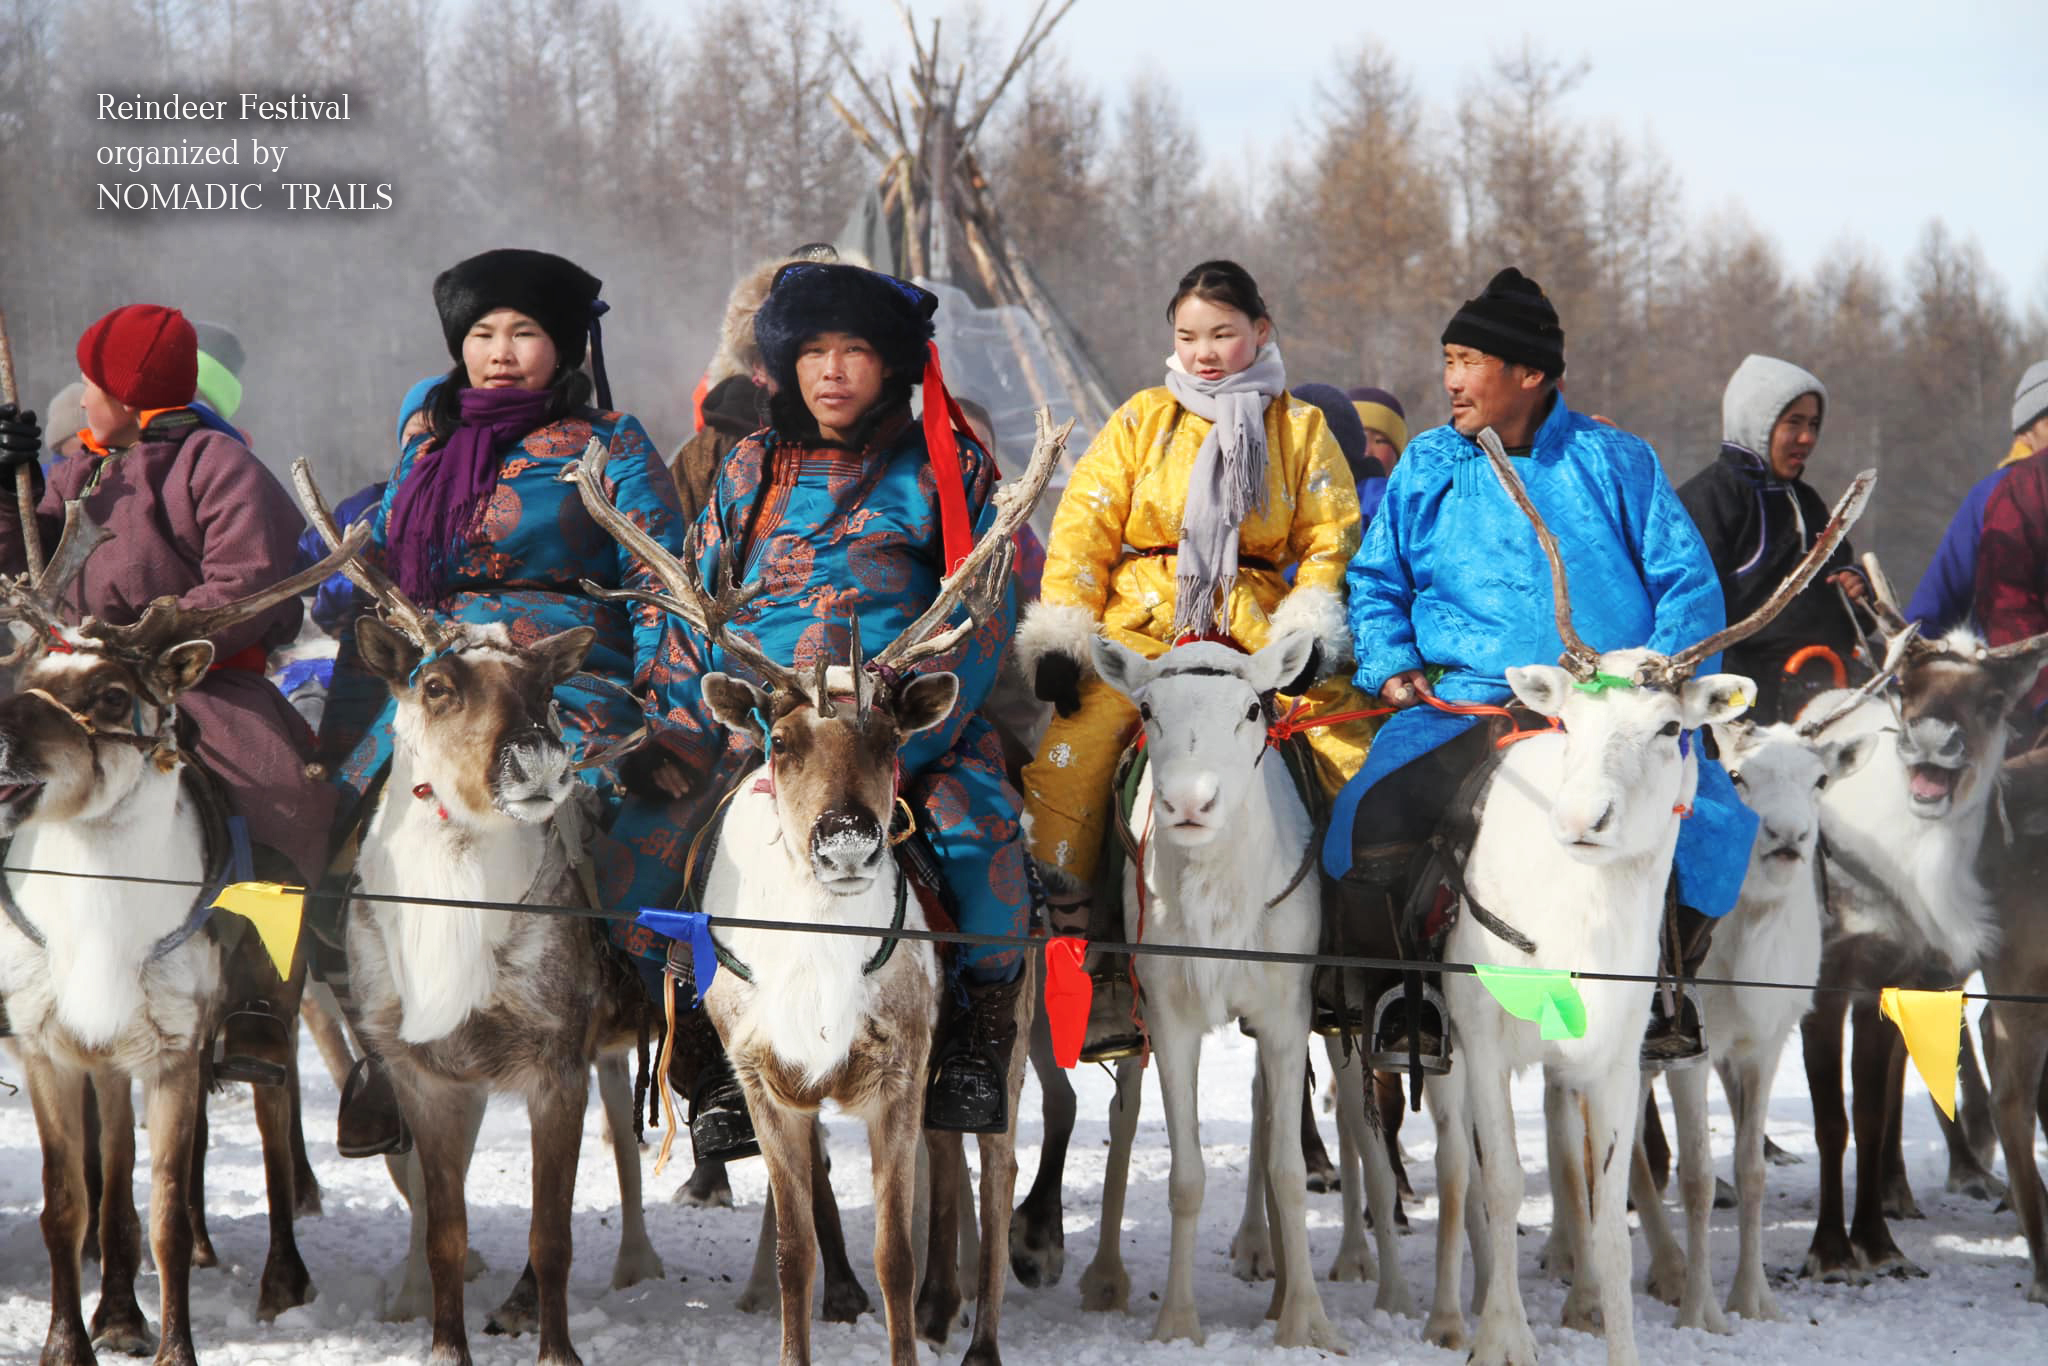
[1681,673,1756,728]
[894,672,960,735]
[703,672,772,741]
[531,626,597,685]
[1821,731,1879,783]
[1506,664,1576,717]
[1709,718,1756,760]
[152,640,214,699]
[357,616,423,688]
[1089,636,1152,700]
[1249,629,1315,696]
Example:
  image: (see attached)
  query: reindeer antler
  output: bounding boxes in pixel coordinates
[0,500,117,665]
[1476,427,1601,681]
[291,459,448,651]
[563,438,805,697]
[1858,552,1910,634]
[1796,622,1918,739]
[1649,469,1876,685]
[872,408,1070,670]
[78,521,372,657]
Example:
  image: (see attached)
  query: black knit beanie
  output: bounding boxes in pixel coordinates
[1441,267,1565,378]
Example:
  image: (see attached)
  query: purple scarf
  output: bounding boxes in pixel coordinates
[385,386,553,604]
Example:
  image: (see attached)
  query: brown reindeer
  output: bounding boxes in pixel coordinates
[0,502,364,1366]
[570,412,1064,1366]
[294,464,660,1366]
[1798,620,2048,1281]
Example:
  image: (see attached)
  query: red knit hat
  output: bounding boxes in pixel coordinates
[75,304,198,410]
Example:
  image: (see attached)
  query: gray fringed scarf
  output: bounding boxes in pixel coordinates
[1165,342,1287,637]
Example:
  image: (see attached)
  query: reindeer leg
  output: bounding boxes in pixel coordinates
[1539,1075,1582,1286]
[1669,1062,1726,1333]
[916,1131,965,1345]
[525,1063,589,1366]
[1150,1008,1208,1345]
[252,1056,315,1319]
[675,1155,734,1208]
[26,1051,95,1366]
[1878,1026,1925,1221]
[1800,990,1858,1280]
[1230,1064,1275,1282]
[1982,995,2048,1303]
[1585,1067,1643,1366]
[1077,1055,1140,1313]
[1725,1054,1783,1321]
[1465,1056,1538,1365]
[1325,1039,1374,1283]
[1558,1084,1608,1331]
[1344,1039,1412,1314]
[597,1053,664,1290]
[1421,1067,1472,1351]
[1941,1023,2004,1201]
[286,1045,322,1218]
[1300,1055,1338,1192]
[405,1073,477,1366]
[1850,1002,1924,1277]
[183,1060,216,1270]
[1257,1016,1345,1352]
[1009,1008,1074,1287]
[1634,1075,1687,1311]
[392,1087,486,1322]
[809,1118,871,1324]
[81,1080,102,1265]
[961,978,1029,1366]
[89,1068,152,1355]
[143,1055,205,1366]
[870,1083,924,1366]
[754,1100,819,1364]
[299,981,357,1091]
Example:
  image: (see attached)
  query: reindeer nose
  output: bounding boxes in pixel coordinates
[811,809,882,875]
[1159,773,1220,819]
[1588,803,1614,835]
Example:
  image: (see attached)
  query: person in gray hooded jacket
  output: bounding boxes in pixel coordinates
[1678,353,1867,722]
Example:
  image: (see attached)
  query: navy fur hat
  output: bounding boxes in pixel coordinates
[753,263,937,394]
[433,248,603,370]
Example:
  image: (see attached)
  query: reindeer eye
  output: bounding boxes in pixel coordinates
[1815,774,1829,790]
[1245,702,1261,722]
[99,687,130,713]
[1659,721,1681,738]
[422,677,453,701]
[1729,771,1746,789]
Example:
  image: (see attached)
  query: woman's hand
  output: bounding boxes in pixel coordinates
[0,404,42,469]
[620,745,691,802]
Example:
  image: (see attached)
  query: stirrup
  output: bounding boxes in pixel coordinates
[1366,983,1452,1075]
[336,1055,412,1158]
[211,1002,291,1088]
[1078,964,1144,1064]
[1640,984,1707,1072]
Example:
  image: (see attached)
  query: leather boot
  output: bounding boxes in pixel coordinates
[925,969,1027,1132]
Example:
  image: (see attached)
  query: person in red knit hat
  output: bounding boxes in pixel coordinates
[0,304,331,1083]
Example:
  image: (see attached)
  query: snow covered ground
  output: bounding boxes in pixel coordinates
[0,1017,2041,1364]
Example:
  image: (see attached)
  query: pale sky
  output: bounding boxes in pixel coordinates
[765,0,2047,310]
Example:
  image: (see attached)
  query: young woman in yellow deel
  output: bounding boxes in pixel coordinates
[1015,260,1379,890]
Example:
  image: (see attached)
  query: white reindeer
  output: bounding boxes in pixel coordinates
[1422,436,1870,1366]
[1070,628,1405,1353]
[571,412,1065,1366]
[295,465,662,1366]
[1615,715,1878,1330]
[0,505,363,1365]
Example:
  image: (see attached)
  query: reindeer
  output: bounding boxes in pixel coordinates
[1418,435,1869,1366]
[0,502,364,1366]
[293,463,663,1366]
[1794,619,2048,1283]
[569,412,1065,1366]
[1609,687,1884,1332]
[1064,628,1404,1354]
[1981,743,2048,1304]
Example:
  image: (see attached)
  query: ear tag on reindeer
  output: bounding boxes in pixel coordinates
[636,908,719,1007]
[211,882,306,977]
[1043,937,1093,1068]
[1473,964,1586,1040]
[1880,987,1963,1121]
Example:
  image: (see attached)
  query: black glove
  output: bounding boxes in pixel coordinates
[618,744,693,804]
[1280,640,1325,696]
[1034,653,1084,717]
[0,404,41,469]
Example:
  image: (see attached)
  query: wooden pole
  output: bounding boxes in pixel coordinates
[0,305,42,572]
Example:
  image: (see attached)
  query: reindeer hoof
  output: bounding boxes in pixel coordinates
[1714,1176,1737,1209]
[1149,1303,1204,1345]
[734,1283,773,1316]
[1560,1283,1603,1333]
[1872,1252,1929,1280]
[821,1275,871,1325]
[483,1276,540,1337]
[610,1241,665,1291]
[257,1254,316,1321]
[1764,1136,1802,1166]
[1423,1312,1468,1351]
[672,1163,733,1209]
[1470,1315,1541,1365]
[915,1286,963,1345]
[1725,1281,1783,1321]
[1647,1254,1687,1306]
[1008,1222,1066,1288]
[1077,1259,1129,1314]
[1677,1295,1730,1335]
[1305,1163,1339,1194]
[2027,1277,2048,1305]
[1273,1304,1347,1352]
[189,1237,218,1270]
[1327,1242,1374,1283]
[294,1184,324,1218]
[1947,1168,2006,1203]
[1229,1235,1276,1282]
[1800,1249,1870,1285]
[88,1312,156,1357]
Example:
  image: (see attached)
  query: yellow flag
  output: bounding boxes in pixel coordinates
[1879,987,1964,1121]
[212,882,307,978]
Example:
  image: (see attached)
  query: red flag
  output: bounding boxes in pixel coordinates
[1043,937,1093,1069]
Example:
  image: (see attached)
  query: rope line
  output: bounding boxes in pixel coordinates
[4,862,2042,1006]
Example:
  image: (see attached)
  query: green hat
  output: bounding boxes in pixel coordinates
[191,320,245,420]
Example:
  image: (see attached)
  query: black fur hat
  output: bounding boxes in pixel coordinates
[433,248,603,369]
[752,263,936,395]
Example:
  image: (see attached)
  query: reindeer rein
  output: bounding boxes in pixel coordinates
[21,688,180,771]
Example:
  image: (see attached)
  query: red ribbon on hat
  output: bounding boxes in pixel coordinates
[920,341,976,575]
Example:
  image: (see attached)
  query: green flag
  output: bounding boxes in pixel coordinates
[1472,964,1586,1041]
